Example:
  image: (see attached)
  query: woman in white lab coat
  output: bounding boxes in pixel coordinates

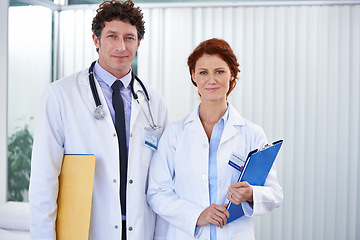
[147,38,283,240]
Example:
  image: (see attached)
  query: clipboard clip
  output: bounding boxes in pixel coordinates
[260,140,284,152]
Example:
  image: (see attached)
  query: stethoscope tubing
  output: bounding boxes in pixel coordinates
[88,61,158,129]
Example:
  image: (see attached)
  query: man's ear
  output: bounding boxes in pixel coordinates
[137,40,141,49]
[93,34,100,48]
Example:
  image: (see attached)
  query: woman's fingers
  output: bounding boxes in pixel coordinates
[197,204,230,227]
[227,181,253,204]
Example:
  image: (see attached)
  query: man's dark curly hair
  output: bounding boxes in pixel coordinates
[92,0,145,41]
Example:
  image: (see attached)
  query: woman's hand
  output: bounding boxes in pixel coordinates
[227,181,253,205]
[196,204,229,228]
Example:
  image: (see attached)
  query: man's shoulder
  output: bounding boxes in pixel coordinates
[40,68,89,102]
[47,68,88,93]
[53,68,88,85]
[141,82,161,96]
[140,81,166,106]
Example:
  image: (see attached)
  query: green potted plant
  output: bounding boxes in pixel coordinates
[7,118,33,202]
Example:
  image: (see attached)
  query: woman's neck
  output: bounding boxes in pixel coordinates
[199,99,227,141]
[199,98,228,124]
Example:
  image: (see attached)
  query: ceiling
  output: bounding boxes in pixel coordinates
[9,0,289,7]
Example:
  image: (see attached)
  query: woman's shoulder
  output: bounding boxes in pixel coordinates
[242,117,264,133]
[160,108,200,144]
[165,113,192,133]
[228,104,265,136]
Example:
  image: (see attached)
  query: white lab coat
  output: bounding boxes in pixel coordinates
[147,104,283,240]
[29,67,168,240]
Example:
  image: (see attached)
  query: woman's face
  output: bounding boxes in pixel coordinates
[192,54,232,102]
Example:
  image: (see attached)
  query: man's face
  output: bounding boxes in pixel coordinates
[93,19,140,79]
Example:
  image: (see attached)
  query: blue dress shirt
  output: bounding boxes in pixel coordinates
[208,107,229,240]
[93,61,132,149]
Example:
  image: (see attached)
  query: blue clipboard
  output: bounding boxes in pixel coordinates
[226,140,283,224]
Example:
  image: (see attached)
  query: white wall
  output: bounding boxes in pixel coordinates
[0,0,9,204]
[8,6,52,137]
[56,8,98,78]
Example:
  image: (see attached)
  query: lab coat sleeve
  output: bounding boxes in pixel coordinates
[243,126,283,217]
[152,94,170,240]
[247,164,283,216]
[155,93,169,131]
[147,124,204,237]
[29,84,65,240]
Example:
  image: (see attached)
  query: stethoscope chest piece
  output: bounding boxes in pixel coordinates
[94,105,105,120]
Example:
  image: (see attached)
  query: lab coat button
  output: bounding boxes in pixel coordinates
[114,225,118,229]
[113,179,116,183]
[202,175,207,180]
[129,179,133,184]
[129,226,133,231]
[113,133,117,137]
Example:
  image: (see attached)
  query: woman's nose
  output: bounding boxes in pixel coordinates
[208,74,216,84]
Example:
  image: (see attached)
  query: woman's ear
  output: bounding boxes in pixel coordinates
[191,71,197,86]
[191,71,195,82]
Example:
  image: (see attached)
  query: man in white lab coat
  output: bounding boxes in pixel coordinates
[29,1,168,239]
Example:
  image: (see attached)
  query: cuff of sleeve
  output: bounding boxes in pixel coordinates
[191,208,204,238]
[194,226,203,238]
[242,201,254,217]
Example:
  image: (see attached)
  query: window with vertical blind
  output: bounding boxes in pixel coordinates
[1,1,359,239]
[6,5,52,202]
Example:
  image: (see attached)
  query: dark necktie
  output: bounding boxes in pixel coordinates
[111,80,128,216]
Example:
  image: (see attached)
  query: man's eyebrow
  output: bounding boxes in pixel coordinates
[104,30,117,34]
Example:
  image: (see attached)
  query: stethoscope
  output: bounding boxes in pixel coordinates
[88,61,159,130]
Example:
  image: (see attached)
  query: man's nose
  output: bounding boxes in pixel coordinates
[115,38,126,51]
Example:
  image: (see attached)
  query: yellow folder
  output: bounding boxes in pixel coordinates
[56,154,96,240]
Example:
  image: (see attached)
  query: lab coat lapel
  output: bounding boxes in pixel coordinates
[130,77,142,132]
[220,104,245,145]
[78,68,114,128]
[184,105,208,138]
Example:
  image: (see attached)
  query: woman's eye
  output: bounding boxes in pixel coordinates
[216,70,224,74]
[199,71,207,75]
